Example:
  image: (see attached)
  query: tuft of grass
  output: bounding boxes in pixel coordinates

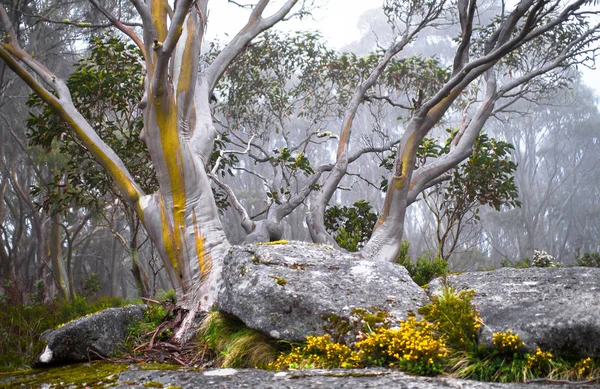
[419,287,481,351]
[197,311,278,368]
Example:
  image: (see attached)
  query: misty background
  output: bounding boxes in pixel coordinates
[1,0,599,303]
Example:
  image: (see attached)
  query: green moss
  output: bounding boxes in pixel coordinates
[143,382,164,388]
[138,362,183,371]
[321,314,352,343]
[269,275,287,286]
[0,362,128,388]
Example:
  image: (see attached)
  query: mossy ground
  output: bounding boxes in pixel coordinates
[0,362,128,389]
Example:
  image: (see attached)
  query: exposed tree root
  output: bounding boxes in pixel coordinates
[111,300,212,368]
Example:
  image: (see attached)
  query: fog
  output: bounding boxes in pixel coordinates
[1,0,599,303]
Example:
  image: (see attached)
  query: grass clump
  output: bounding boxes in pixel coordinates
[419,288,481,350]
[197,311,278,368]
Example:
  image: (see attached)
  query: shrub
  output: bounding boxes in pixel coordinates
[355,317,448,375]
[324,200,378,252]
[575,250,600,267]
[272,316,447,376]
[271,334,358,369]
[493,329,525,353]
[532,250,559,268]
[419,288,481,351]
[82,273,102,297]
[396,241,448,286]
[575,357,593,377]
[526,348,553,376]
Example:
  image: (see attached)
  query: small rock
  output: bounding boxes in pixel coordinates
[34,305,145,367]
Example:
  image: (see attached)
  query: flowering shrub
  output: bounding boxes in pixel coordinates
[532,250,559,268]
[270,334,359,369]
[575,357,592,377]
[526,348,553,376]
[356,316,448,375]
[419,288,482,350]
[272,316,447,376]
[493,329,525,352]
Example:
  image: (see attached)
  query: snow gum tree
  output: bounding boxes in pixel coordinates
[1,0,599,337]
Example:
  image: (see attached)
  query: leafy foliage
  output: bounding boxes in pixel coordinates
[324,200,378,252]
[396,241,448,286]
[27,34,155,214]
[575,250,600,267]
[423,131,520,260]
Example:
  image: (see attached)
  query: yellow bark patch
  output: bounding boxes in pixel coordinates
[176,15,197,119]
[158,194,178,271]
[337,112,356,159]
[257,240,289,246]
[428,89,459,119]
[152,90,187,282]
[391,132,419,191]
[192,210,213,286]
[151,0,168,43]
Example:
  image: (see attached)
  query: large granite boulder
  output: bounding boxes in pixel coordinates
[34,305,145,367]
[427,267,600,358]
[217,241,426,342]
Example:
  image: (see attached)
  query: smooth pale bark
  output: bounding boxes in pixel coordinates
[49,215,70,300]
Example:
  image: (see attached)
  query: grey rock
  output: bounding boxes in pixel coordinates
[217,241,426,342]
[33,305,145,367]
[114,367,599,388]
[427,267,600,358]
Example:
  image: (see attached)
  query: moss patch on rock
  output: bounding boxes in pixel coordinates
[0,362,128,388]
